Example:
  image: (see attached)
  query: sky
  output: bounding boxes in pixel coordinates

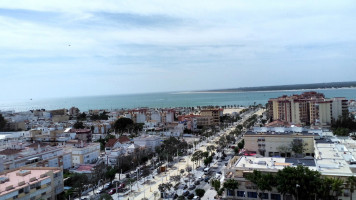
[1,0,356,100]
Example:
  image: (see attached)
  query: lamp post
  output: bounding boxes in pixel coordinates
[296,184,300,200]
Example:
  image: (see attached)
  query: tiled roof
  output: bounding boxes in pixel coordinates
[105,138,119,147]
[27,142,48,148]
[118,136,131,144]
[0,149,22,155]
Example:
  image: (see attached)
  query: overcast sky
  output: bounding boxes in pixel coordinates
[1,0,356,100]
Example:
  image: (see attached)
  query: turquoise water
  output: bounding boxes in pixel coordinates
[1,88,356,112]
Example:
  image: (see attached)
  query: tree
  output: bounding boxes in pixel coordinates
[318,177,344,200]
[105,166,117,183]
[113,118,134,134]
[170,175,181,183]
[207,145,216,154]
[346,176,356,200]
[195,188,206,198]
[223,179,239,192]
[245,170,275,199]
[70,173,89,198]
[191,150,203,166]
[73,121,85,129]
[99,194,113,200]
[158,183,173,198]
[0,114,7,131]
[211,179,221,193]
[276,165,321,200]
[290,139,307,157]
[277,145,291,157]
[238,140,244,150]
[77,112,87,121]
[218,136,228,148]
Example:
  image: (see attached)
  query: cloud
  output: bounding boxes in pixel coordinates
[0,0,356,100]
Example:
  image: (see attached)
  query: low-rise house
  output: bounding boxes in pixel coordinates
[134,135,161,151]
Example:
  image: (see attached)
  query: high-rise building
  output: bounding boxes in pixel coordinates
[268,92,348,126]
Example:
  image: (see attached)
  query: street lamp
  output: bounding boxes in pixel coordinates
[296,184,300,200]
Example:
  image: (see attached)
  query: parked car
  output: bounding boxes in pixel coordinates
[95,187,105,194]
[193,196,201,200]
[183,184,188,190]
[173,194,179,199]
[117,183,125,189]
[183,191,190,196]
[187,193,195,199]
[108,188,116,195]
[188,185,196,190]
[204,177,210,182]
[194,180,200,185]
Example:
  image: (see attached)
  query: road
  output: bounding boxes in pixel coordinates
[79,108,262,200]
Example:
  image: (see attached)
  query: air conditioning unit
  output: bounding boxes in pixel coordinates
[18,181,25,186]
[40,174,48,178]
[5,185,14,191]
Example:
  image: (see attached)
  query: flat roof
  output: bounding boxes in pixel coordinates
[0,168,61,195]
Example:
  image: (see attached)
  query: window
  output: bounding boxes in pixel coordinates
[237,191,245,197]
[227,189,235,196]
[271,193,281,200]
[247,192,257,198]
[41,192,46,196]
[259,193,269,199]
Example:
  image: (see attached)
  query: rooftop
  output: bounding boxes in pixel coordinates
[0,167,61,195]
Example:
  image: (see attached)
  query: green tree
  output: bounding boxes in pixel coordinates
[105,166,117,183]
[70,173,89,198]
[191,150,203,166]
[276,166,321,200]
[195,188,206,198]
[318,177,344,200]
[77,112,87,121]
[73,121,85,129]
[223,179,239,191]
[99,193,113,200]
[238,140,244,150]
[158,183,173,198]
[114,118,134,134]
[290,139,307,157]
[0,114,7,131]
[246,170,276,199]
[346,176,356,200]
[211,179,221,193]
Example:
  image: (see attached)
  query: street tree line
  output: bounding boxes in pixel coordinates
[219,166,355,200]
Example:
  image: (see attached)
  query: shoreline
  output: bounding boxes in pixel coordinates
[177,87,356,94]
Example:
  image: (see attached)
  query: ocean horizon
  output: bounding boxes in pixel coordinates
[1,88,356,112]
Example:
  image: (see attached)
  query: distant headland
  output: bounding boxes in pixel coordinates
[193,81,356,93]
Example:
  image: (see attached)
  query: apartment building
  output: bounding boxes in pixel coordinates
[66,141,100,166]
[243,130,317,157]
[200,109,222,126]
[0,143,72,172]
[268,92,348,126]
[0,167,63,200]
[222,136,356,200]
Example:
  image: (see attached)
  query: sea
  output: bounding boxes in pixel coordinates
[1,88,356,112]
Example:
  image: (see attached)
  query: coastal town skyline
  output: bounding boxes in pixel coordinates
[1,0,356,100]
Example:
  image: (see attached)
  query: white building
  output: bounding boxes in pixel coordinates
[134,135,161,151]
[67,142,100,166]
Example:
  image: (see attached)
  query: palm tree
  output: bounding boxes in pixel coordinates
[346,176,356,200]
[245,170,275,200]
[223,179,239,197]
